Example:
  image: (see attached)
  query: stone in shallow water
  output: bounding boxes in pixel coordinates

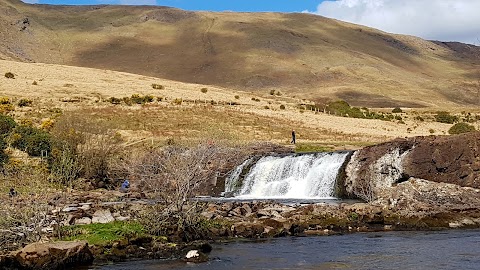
[186,250,199,259]
[184,249,208,263]
[4,241,93,269]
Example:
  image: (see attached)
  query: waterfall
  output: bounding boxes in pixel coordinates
[227,152,350,199]
[225,157,255,193]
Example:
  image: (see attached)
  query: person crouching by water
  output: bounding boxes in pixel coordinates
[291,130,296,144]
[120,179,130,193]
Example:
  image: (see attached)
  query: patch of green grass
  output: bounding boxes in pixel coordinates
[60,222,146,246]
[295,143,334,153]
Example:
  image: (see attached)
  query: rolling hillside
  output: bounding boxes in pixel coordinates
[0,0,479,108]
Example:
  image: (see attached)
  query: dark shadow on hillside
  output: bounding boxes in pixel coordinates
[431,41,480,61]
[73,34,241,87]
[336,91,425,108]
[224,20,307,55]
[281,13,422,65]
[434,86,480,106]
[73,15,321,90]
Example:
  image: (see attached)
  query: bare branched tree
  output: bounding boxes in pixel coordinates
[129,144,230,210]
[124,143,244,240]
[78,133,122,181]
[0,194,55,253]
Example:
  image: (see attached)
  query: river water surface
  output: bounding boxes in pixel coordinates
[88,229,480,270]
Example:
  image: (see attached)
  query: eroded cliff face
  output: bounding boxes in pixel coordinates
[403,133,480,188]
[344,132,480,200]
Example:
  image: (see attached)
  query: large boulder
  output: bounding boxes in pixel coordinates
[372,178,480,228]
[3,241,93,270]
[344,132,480,200]
[92,209,115,224]
[402,133,480,188]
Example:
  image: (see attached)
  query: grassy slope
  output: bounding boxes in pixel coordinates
[0,59,462,149]
[1,0,479,108]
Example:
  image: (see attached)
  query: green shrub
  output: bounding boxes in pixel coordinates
[394,115,403,121]
[201,88,208,93]
[107,97,122,104]
[32,80,38,85]
[130,94,143,104]
[0,137,8,167]
[123,97,132,106]
[435,111,458,124]
[392,107,403,113]
[173,98,182,105]
[129,94,155,104]
[448,122,476,134]
[429,129,435,134]
[414,116,425,122]
[280,104,286,110]
[4,72,14,79]
[0,114,16,136]
[151,84,164,90]
[348,107,365,118]
[234,95,240,99]
[11,125,51,157]
[264,106,270,109]
[144,95,154,103]
[326,100,351,116]
[269,90,276,95]
[17,98,33,107]
[0,97,11,105]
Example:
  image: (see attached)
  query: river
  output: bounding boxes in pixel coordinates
[87,229,480,270]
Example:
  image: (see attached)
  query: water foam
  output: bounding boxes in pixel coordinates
[229,152,349,199]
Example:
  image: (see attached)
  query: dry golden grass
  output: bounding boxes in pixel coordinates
[2,59,476,150]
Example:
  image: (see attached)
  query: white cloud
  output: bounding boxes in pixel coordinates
[309,0,480,45]
[22,0,39,3]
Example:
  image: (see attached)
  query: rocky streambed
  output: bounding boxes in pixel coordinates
[1,176,480,270]
[2,133,480,269]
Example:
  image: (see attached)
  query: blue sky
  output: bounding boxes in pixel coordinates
[22,0,480,44]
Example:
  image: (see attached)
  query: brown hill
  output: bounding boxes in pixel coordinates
[1,0,479,108]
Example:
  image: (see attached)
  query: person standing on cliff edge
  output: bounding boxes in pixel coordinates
[291,130,296,144]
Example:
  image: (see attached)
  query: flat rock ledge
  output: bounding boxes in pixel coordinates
[0,241,93,270]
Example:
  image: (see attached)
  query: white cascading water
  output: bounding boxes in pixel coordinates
[225,157,255,193]
[228,152,349,199]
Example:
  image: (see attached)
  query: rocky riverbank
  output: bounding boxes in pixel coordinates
[2,176,480,269]
[2,133,480,269]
